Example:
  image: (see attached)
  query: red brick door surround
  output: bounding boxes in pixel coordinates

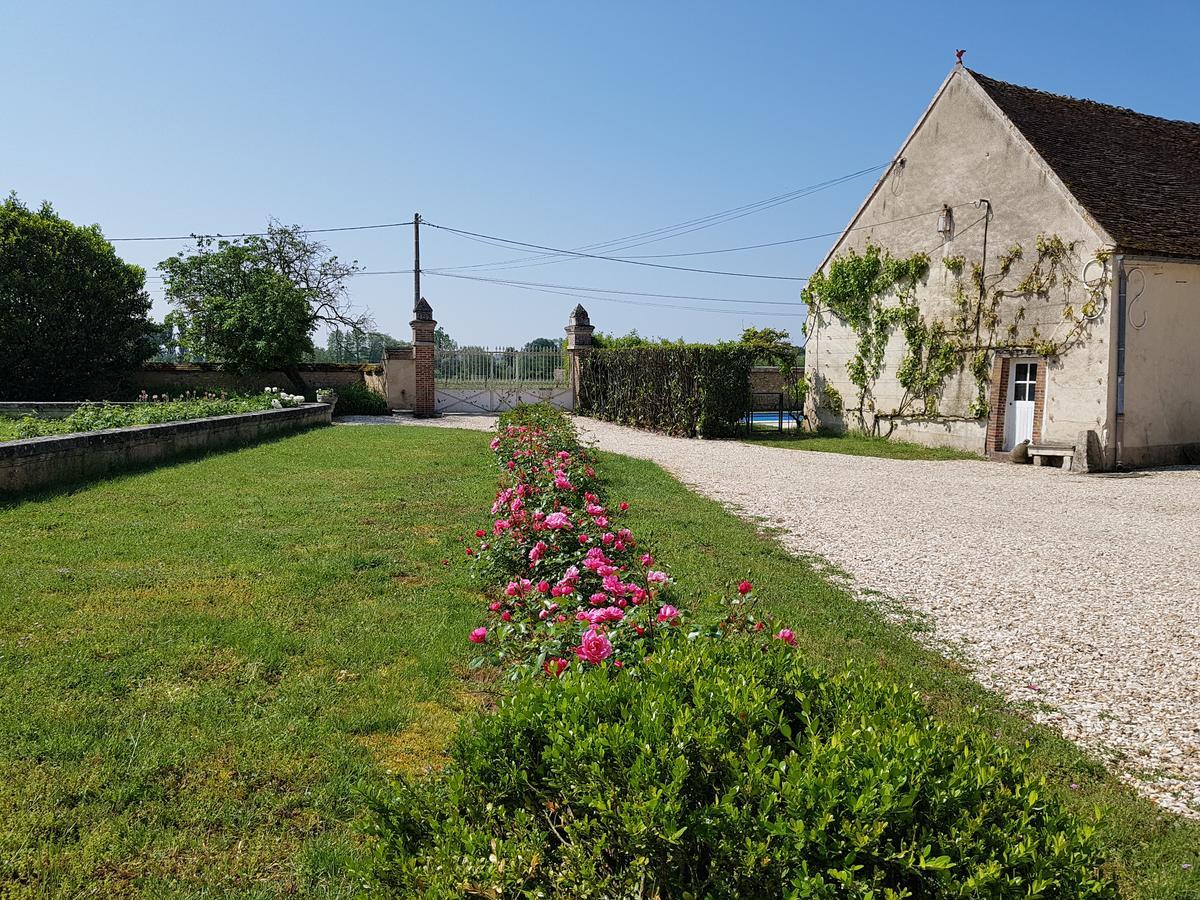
[986,354,1045,456]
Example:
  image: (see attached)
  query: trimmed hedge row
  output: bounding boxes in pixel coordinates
[365,640,1115,898]
[576,345,753,437]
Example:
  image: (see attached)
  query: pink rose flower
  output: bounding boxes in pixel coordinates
[775,628,796,646]
[573,626,613,664]
[657,604,680,624]
[469,627,487,644]
[738,580,753,595]
[544,512,571,530]
[543,657,570,678]
[647,570,669,584]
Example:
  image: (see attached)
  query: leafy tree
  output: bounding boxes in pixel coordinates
[739,326,806,410]
[0,194,156,400]
[145,319,183,361]
[738,326,792,358]
[433,326,456,350]
[316,328,409,363]
[159,221,365,388]
[592,329,683,349]
[521,337,562,352]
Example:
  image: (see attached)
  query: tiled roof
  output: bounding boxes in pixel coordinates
[971,70,1200,258]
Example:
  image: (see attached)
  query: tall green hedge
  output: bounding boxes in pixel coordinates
[577,345,753,437]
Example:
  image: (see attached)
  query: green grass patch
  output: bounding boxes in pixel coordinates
[0,425,496,897]
[744,428,983,460]
[0,417,20,441]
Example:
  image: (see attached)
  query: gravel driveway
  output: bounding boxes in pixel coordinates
[372,413,1200,816]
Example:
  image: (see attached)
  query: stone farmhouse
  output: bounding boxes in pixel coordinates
[804,63,1200,468]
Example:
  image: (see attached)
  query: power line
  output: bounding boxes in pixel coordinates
[425,222,810,281]
[428,163,887,273]
[446,276,805,318]
[108,221,414,242]
[613,205,963,258]
[425,271,799,306]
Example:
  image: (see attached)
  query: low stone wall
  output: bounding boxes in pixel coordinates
[87,363,382,400]
[135,363,380,395]
[0,404,331,496]
[749,366,793,395]
[877,415,987,453]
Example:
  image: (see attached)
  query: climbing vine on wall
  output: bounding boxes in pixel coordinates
[805,238,1110,431]
[801,244,930,427]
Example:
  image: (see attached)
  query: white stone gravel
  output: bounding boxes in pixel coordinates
[362,412,1200,817]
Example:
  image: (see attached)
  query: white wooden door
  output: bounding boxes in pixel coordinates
[1004,359,1038,450]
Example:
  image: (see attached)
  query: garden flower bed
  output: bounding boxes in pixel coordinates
[365,405,1118,897]
[0,388,304,441]
[0,391,327,495]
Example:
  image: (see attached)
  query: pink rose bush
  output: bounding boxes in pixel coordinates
[466,407,794,677]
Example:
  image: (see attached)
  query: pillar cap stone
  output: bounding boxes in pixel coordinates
[568,304,591,327]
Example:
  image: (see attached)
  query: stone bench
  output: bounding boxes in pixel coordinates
[1028,442,1076,470]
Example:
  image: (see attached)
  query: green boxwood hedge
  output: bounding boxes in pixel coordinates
[576,345,753,437]
[333,381,389,416]
[364,640,1115,898]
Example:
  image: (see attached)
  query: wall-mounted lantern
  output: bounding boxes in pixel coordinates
[936,204,954,239]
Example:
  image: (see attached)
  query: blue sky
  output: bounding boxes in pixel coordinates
[5,0,1198,348]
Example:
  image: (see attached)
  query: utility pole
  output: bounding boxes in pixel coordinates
[413,212,422,312]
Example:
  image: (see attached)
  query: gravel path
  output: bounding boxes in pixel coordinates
[360,413,1200,816]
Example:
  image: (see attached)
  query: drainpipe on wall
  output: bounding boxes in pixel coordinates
[975,199,993,457]
[1114,257,1127,468]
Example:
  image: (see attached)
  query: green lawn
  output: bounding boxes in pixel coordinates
[0,425,498,897]
[1,424,1195,897]
[744,428,983,460]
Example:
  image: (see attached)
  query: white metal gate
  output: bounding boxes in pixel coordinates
[434,347,573,414]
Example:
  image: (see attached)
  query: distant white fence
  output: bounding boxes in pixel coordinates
[434,348,572,413]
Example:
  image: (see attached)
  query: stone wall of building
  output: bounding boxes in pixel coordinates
[805,67,1113,458]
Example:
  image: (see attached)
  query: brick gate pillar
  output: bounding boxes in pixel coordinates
[564,304,595,408]
[411,297,437,417]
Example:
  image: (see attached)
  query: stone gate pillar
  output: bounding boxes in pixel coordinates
[564,304,595,408]
[411,297,437,417]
